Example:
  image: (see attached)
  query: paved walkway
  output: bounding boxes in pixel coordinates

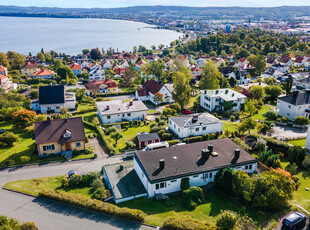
[88,137,109,158]
[272,125,308,140]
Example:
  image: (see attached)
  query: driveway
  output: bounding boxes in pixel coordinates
[88,137,109,158]
[274,212,309,230]
[272,125,308,140]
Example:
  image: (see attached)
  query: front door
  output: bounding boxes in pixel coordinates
[65,143,70,151]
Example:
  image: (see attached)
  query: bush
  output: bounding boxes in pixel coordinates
[92,178,104,190]
[230,116,235,122]
[68,174,82,187]
[168,104,181,112]
[162,133,172,141]
[105,126,117,135]
[155,117,160,123]
[285,163,299,175]
[150,126,164,133]
[61,177,69,187]
[255,137,267,152]
[5,160,14,166]
[182,187,203,210]
[302,155,310,169]
[233,138,250,151]
[180,177,190,190]
[125,141,136,150]
[92,187,107,201]
[0,131,18,147]
[20,222,38,230]
[39,190,146,222]
[163,217,216,230]
[288,146,307,168]
[216,210,238,230]
[258,150,281,168]
[263,110,278,121]
[183,136,202,143]
[167,140,180,146]
[294,116,309,125]
[202,133,210,141]
[20,156,30,163]
[248,134,290,155]
[214,168,233,194]
[158,129,165,137]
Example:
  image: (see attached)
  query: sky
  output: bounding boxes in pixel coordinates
[0,0,309,8]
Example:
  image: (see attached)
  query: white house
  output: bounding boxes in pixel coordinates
[90,63,101,70]
[134,138,257,198]
[31,85,76,113]
[80,61,90,70]
[0,74,15,92]
[169,113,223,138]
[135,79,174,105]
[200,88,246,112]
[68,62,82,76]
[102,60,112,69]
[119,60,129,68]
[276,90,310,121]
[96,100,148,124]
[305,126,310,151]
[88,68,105,81]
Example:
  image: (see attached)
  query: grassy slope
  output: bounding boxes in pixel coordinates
[288,139,306,147]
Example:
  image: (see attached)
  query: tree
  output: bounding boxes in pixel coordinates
[20,222,38,230]
[265,85,282,101]
[111,132,123,144]
[285,77,293,95]
[244,100,257,116]
[249,86,264,100]
[229,77,237,88]
[247,55,266,76]
[82,49,90,54]
[33,179,42,193]
[53,59,64,72]
[90,48,102,60]
[158,44,165,50]
[0,216,20,229]
[238,118,257,134]
[0,52,9,67]
[146,61,165,80]
[279,42,287,53]
[0,131,18,147]
[263,110,278,121]
[199,60,221,89]
[255,137,267,152]
[172,72,191,110]
[121,66,136,87]
[216,210,238,230]
[30,90,38,99]
[57,66,76,80]
[288,146,307,168]
[154,92,164,105]
[12,109,36,129]
[37,52,46,63]
[7,51,26,67]
[214,168,233,194]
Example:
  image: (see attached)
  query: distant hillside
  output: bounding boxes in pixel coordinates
[0,5,310,20]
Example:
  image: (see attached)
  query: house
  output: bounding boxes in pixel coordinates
[31,85,76,113]
[119,60,129,68]
[0,65,8,76]
[20,62,38,76]
[85,79,118,95]
[266,56,278,68]
[102,60,112,69]
[88,68,105,81]
[200,88,246,112]
[136,132,160,149]
[90,63,101,70]
[32,69,56,79]
[80,61,90,70]
[34,117,86,157]
[0,74,15,92]
[135,79,174,105]
[96,100,148,124]
[134,138,258,197]
[68,62,82,76]
[280,56,293,66]
[294,56,305,67]
[238,58,248,66]
[191,66,203,79]
[276,90,310,120]
[169,113,223,138]
[305,126,310,150]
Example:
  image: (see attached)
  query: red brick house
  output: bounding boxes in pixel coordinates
[136,132,160,149]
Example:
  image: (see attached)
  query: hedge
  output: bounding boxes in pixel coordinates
[39,190,146,222]
[163,217,216,230]
[103,122,129,129]
[248,134,290,155]
[183,136,202,143]
[96,90,135,97]
[167,140,180,146]
[72,107,97,115]
[83,121,115,155]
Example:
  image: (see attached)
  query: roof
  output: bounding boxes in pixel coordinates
[137,133,160,142]
[33,69,55,76]
[85,79,118,90]
[68,62,81,70]
[96,100,148,116]
[295,56,304,64]
[142,80,163,94]
[278,91,310,105]
[89,68,105,75]
[201,88,246,101]
[169,113,222,128]
[21,62,38,69]
[135,138,257,183]
[280,56,291,64]
[34,117,86,145]
[39,85,65,105]
[0,74,8,84]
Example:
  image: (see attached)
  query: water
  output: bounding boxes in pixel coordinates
[0,16,182,55]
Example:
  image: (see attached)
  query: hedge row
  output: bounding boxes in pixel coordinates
[248,134,290,155]
[83,121,115,155]
[183,136,202,143]
[167,140,180,146]
[96,90,135,97]
[103,122,129,129]
[39,190,146,222]
[72,107,97,115]
[163,217,216,230]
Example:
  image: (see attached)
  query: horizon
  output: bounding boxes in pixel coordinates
[1,0,310,9]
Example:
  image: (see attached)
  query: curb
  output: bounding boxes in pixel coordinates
[2,187,37,198]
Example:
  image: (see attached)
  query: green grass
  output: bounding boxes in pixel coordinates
[291,170,310,213]
[3,175,93,198]
[147,109,158,115]
[251,105,275,121]
[118,189,285,227]
[222,120,239,132]
[288,139,306,147]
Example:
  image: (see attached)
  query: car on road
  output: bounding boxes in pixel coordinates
[181,109,192,114]
[282,212,307,229]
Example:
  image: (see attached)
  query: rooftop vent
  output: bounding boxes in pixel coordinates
[173,156,177,160]
[159,159,165,169]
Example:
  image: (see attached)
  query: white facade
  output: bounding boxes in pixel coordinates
[134,157,257,197]
[200,88,246,112]
[97,109,147,124]
[89,68,105,81]
[276,98,310,121]
[135,85,174,105]
[305,126,310,151]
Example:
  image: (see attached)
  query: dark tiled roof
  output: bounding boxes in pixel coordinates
[135,138,257,183]
[142,79,163,94]
[278,92,310,105]
[39,85,65,105]
[34,117,86,145]
[137,133,160,142]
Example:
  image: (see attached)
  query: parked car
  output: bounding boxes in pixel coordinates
[181,110,192,114]
[172,143,186,147]
[282,212,307,229]
[142,142,169,151]
[67,170,77,179]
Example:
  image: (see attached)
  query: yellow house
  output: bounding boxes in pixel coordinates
[34,117,86,157]
[20,62,38,76]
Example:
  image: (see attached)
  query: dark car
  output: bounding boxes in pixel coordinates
[282,212,307,229]
[181,110,192,114]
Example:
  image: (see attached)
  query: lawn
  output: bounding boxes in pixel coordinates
[291,170,310,213]
[222,120,239,132]
[118,189,285,227]
[251,105,275,121]
[3,175,93,198]
[288,139,306,147]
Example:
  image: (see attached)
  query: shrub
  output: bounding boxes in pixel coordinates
[302,155,310,169]
[20,156,30,163]
[294,116,309,125]
[61,177,69,188]
[230,116,235,122]
[0,131,18,147]
[39,190,146,222]
[162,133,172,141]
[158,129,165,137]
[183,136,202,143]
[214,168,233,194]
[155,117,160,123]
[263,110,278,121]
[202,133,210,141]
[216,210,238,230]
[180,177,190,190]
[5,160,14,166]
[92,178,104,190]
[92,187,107,201]
[167,140,180,146]
[163,217,216,230]
[288,146,307,168]
[248,134,290,155]
[68,174,82,187]
[20,222,38,230]
[158,120,166,126]
[182,187,203,210]
[168,104,181,112]
[150,126,163,133]
[105,126,117,135]
[257,150,281,168]
[125,141,136,150]
[233,138,250,151]
[80,171,100,186]
[150,123,158,128]
[255,137,267,152]
[285,163,299,175]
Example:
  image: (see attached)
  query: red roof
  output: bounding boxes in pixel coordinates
[68,62,81,70]
[21,62,38,69]
[0,66,7,72]
[137,79,163,97]
[32,69,55,76]
[85,79,118,90]
[0,74,8,85]
[295,56,304,64]
[280,56,291,64]
[238,58,247,63]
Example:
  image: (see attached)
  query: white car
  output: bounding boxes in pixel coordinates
[142,142,169,151]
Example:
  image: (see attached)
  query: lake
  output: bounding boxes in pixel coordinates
[0,16,182,55]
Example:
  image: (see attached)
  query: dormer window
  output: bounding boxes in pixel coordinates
[63,129,72,138]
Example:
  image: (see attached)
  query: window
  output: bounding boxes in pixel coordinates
[43,144,55,151]
[171,180,177,183]
[288,105,291,108]
[107,116,111,119]
[196,128,199,131]
[193,175,199,178]
[156,184,159,190]
[127,113,131,116]
[56,106,60,109]
[245,165,249,170]
[47,107,51,110]
[209,172,213,178]
[160,182,166,188]
[76,142,81,147]
[203,127,206,130]
[122,114,125,117]
[249,165,252,170]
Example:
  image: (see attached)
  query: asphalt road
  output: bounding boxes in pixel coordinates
[0,156,155,230]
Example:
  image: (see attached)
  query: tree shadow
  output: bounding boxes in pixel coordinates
[32,197,146,230]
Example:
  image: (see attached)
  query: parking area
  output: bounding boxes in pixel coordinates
[274,212,309,230]
[272,125,307,140]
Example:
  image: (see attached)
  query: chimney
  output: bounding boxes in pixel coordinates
[129,101,133,106]
[106,105,110,110]
[46,115,51,122]
[159,159,165,169]
[208,144,213,153]
[234,149,240,159]
[192,113,199,122]
[50,83,53,87]
[201,149,210,159]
